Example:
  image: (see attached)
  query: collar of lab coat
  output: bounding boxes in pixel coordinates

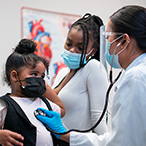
[114,53,146,92]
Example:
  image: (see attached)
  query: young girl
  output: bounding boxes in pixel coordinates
[0,39,65,146]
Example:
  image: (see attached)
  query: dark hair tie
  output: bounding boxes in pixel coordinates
[92,15,103,26]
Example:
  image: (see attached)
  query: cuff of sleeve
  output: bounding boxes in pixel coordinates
[70,132,79,146]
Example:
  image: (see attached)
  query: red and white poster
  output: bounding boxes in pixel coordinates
[21,7,80,85]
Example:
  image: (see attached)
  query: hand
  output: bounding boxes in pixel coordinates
[36,108,67,139]
[0,130,24,146]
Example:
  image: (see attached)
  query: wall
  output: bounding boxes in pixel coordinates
[0,0,146,129]
[1,0,146,94]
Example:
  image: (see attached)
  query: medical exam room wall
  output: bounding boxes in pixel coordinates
[0,0,146,130]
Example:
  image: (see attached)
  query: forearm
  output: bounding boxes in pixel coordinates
[43,84,65,117]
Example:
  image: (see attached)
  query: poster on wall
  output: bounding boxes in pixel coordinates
[21,7,80,86]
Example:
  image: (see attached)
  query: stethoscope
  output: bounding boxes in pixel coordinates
[34,41,125,135]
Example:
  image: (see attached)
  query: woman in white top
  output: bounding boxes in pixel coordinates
[52,13,108,135]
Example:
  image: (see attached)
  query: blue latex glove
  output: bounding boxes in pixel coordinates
[36,108,67,139]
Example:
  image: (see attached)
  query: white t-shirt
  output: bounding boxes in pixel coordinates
[52,59,109,135]
[0,96,60,146]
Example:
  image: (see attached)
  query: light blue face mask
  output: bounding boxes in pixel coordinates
[61,48,93,69]
[105,35,126,69]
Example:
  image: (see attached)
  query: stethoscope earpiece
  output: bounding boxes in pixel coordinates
[121,40,126,44]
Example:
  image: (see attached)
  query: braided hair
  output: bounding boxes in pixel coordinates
[70,13,103,68]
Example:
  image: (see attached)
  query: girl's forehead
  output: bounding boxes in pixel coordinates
[34,62,46,69]
[29,62,46,74]
[24,62,45,71]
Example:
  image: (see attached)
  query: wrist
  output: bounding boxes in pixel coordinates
[59,133,70,143]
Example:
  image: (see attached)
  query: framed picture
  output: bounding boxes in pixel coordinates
[21,7,80,85]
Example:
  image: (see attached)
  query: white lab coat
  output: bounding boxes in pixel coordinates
[70,53,146,146]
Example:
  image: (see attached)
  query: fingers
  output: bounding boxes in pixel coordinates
[37,115,47,122]
[36,108,50,116]
[37,115,51,126]
[36,108,54,117]
[9,137,23,146]
[9,131,24,146]
[0,130,24,146]
[10,131,24,141]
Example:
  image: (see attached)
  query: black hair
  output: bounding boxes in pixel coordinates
[4,39,49,86]
[70,13,103,67]
[110,5,146,51]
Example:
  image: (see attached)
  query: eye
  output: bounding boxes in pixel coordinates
[105,35,110,40]
[32,73,37,76]
[66,43,72,47]
[103,32,111,40]
[41,75,45,79]
[78,47,83,51]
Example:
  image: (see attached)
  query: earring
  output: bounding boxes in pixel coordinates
[88,56,92,60]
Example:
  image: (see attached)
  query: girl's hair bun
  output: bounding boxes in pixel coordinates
[14,39,37,54]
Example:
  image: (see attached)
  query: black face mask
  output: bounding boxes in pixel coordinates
[19,77,46,97]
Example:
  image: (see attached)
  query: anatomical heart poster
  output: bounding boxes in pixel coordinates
[21,7,80,85]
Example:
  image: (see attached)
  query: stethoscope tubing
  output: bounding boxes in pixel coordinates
[36,44,123,135]
[35,69,122,135]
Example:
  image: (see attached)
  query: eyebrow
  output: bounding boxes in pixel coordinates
[67,37,83,45]
[67,37,72,42]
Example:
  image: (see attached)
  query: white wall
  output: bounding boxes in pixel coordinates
[1,0,146,95]
[0,0,146,129]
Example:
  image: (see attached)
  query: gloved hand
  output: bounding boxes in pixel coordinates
[36,108,67,139]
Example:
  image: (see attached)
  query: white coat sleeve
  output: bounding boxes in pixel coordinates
[70,131,110,146]
[86,60,109,135]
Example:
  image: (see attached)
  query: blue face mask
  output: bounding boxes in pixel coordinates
[105,42,122,68]
[61,49,93,69]
[105,35,125,69]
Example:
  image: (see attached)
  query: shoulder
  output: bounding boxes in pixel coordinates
[84,59,107,76]
[57,67,70,75]
[125,63,146,83]
[0,93,10,99]
[52,67,69,89]
[86,59,100,68]
[124,55,146,82]
[0,99,6,109]
[0,93,11,105]
[118,63,146,92]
